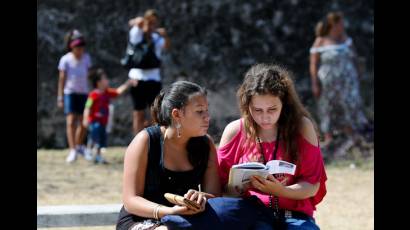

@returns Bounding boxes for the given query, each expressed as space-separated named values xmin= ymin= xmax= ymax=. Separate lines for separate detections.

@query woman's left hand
xmin=249 ymin=175 xmax=288 ymax=196
xmin=184 ymin=189 xmax=207 ymax=211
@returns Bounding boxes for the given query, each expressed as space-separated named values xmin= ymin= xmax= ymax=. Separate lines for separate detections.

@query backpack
xmin=120 ymin=32 xmax=161 ymax=70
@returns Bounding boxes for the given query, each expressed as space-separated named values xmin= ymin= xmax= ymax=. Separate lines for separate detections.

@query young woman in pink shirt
xmin=217 ymin=63 xmax=327 ymax=229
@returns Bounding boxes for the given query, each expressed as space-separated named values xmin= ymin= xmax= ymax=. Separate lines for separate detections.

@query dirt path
xmin=37 ymin=148 xmax=373 ymax=230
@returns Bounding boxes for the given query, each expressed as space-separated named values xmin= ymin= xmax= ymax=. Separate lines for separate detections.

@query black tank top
xmin=117 ymin=125 xmax=206 ymax=229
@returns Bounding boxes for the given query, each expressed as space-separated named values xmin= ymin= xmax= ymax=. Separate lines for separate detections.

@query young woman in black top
xmin=116 ymin=81 xmax=221 ymax=230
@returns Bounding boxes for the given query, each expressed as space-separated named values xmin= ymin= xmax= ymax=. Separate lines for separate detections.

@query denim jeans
xmin=161 ymin=197 xmax=260 ymax=230
xmin=161 ymin=196 xmax=320 ymax=230
xmin=255 ymin=206 xmax=320 ymax=230
xmin=88 ymin=121 xmax=107 ymax=148
xmin=286 ymin=217 xmax=319 ymax=230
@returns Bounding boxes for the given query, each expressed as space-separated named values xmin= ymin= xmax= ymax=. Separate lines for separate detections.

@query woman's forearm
xmin=309 ymin=53 xmax=320 ymax=84
xmin=310 ymin=65 xmax=319 ymax=85
xmin=58 ymin=71 xmax=66 ymax=98
xmin=163 ymin=36 xmax=171 ymax=50
xmin=277 ymin=181 xmax=320 ymax=200
xmin=124 ymin=196 xmax=174 ymax=219
xmin=116 ymin=81 xmax=130 ymax=95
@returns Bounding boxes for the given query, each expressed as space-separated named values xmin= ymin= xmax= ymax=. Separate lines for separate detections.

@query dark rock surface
xmin=37 ymin=0 xmax=373 ymax=148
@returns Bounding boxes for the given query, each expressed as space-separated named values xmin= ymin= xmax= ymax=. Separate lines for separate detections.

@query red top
xmin=86 ymin=88 xmax=118 ymax=125
xmin=217 ymin=119 xmax=327 ymax=217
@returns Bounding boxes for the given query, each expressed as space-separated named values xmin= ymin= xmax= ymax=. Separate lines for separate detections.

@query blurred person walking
xmin=83 ymin=67 xmax=131 ymax=164
xmin=123 ymin=9 xmax=170 ymax=135
xmin=57 ymin=29 xmax=92 ymax=163
xmin=309 ymin=12 xmax=369 ymax=157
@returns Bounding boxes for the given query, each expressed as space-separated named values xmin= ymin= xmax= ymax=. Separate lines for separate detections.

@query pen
xmin=198 ymin=184 xmax=201 ymax=193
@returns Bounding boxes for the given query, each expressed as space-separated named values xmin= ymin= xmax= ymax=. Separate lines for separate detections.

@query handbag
xmin=120 ymin=33 xmax=161 ymax=70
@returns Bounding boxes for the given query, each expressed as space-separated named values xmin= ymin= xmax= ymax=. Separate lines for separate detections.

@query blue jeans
xmin=88 ymin=121 xmax=107 ymax=148
xmin=64 ymin=93 xmax=87 ymax=115
xmin=286 ymin=217 xmax=319 ymax=230
xmin=161 ymin=197 xmax=259 ymax=230
xmin=254 ymin=206 xmax=319 ymax=230
xmin=161 ymin=196 xmax=320 ymax=230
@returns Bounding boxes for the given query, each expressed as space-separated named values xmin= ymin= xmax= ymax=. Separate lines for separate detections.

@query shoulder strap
xmin=146 ymin=125 xmax=162 ymax=167
xmin=144 ymin=125 xmax=162 ymax=191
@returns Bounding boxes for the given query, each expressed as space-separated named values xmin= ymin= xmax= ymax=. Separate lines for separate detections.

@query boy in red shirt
xmin=83 ymin=68 xmax=131 ymax=164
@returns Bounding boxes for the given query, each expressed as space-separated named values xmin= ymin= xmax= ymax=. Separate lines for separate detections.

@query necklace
xmin=257 ymin=127 xmax=281 ymax=219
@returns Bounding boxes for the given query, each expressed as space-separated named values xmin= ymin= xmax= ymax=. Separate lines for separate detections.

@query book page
xmin=227 ymin=167 xmax=269 ymax=196
xmin=232 ymin=162 xmax=266 ymax=169
xmin=226 ymin=160 xmax=297 ymax=196
xmin=266 ymin=160 xmax=296 ymax=175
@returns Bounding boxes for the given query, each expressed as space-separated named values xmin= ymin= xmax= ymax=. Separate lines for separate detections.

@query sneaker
xmin=76 ymin=145 xmax=87 ymax=156
xmin=100 ymin=147 xmax=107 ymax=154
xmin=84 ymin=148 xmax=93 ymax=161
xmin=94 ymin=155 xmax=109 ymax=164
xmin=66 ymin=149 xmax=77 ymax=163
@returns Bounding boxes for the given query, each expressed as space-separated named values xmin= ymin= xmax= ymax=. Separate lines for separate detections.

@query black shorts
xmin=130 ymin=80 xmax=162 ymax=111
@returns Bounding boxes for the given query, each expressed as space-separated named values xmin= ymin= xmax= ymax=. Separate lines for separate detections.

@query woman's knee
xmin=66 ymin=114 xmax=76 ymax=127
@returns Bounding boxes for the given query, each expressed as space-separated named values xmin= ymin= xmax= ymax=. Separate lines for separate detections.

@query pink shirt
xmin=217 ymin=119 xmax=327 ymax=217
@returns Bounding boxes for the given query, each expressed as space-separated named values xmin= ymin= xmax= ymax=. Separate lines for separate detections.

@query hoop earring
xmin=175 ymin=123 xmax=181 ymax=138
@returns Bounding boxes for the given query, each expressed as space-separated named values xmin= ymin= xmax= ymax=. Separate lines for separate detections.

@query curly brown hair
xmin=237 ymin=63 xmax=318 ymax=163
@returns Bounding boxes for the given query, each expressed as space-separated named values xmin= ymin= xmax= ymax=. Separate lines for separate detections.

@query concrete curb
xmin=37 ymin=203 xmax=122 ymax=227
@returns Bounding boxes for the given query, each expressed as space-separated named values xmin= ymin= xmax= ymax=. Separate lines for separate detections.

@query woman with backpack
xmin=126 ymin=9 xmax=171 ymax=135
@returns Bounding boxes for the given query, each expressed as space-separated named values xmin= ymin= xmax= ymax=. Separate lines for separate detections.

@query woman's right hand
xmin=165 ymin=189 xmax=207 ymax=216
xmin=129 ymin=16 xmax=144 ymax=27
xmin=57 ymin=100 xmax=64 ymax=109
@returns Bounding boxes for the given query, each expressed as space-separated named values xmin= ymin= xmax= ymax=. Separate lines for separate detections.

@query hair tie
xmin=69 ymin=38 xmax=85 ymax=48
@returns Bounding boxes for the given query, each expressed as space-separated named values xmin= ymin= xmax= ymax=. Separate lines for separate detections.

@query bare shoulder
xmin=219 ymin=119 xmax=241 ymax=147
xmin=312 ymin=37 xmax=324 ymax=47
xmin=125 ymin=129 xmax=150 ymax=157
xmin=300 ymin=117 xmax=319 ymax=146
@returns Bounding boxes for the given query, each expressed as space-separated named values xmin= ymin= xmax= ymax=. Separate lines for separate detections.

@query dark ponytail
xmin=64 ymin=30 xmax=75 ymax=52
xmin=151 ymin=90 xmax=166 ymax=126
xmin=150 ymin=81 xmax=210 ymax=172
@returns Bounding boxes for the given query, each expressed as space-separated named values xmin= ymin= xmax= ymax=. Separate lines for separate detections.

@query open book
xmin=226 ymin=160 xmax=296 ymax=196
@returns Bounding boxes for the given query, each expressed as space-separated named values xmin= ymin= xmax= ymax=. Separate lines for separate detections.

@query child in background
xmin=83 ymin=67 xmax=131 ymax=164
xmin=57 ymin=29 xmax=92 ymax=163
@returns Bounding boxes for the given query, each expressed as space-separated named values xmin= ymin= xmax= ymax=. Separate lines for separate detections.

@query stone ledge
xmin=37 ymin=204 xmax=122 ymax=227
